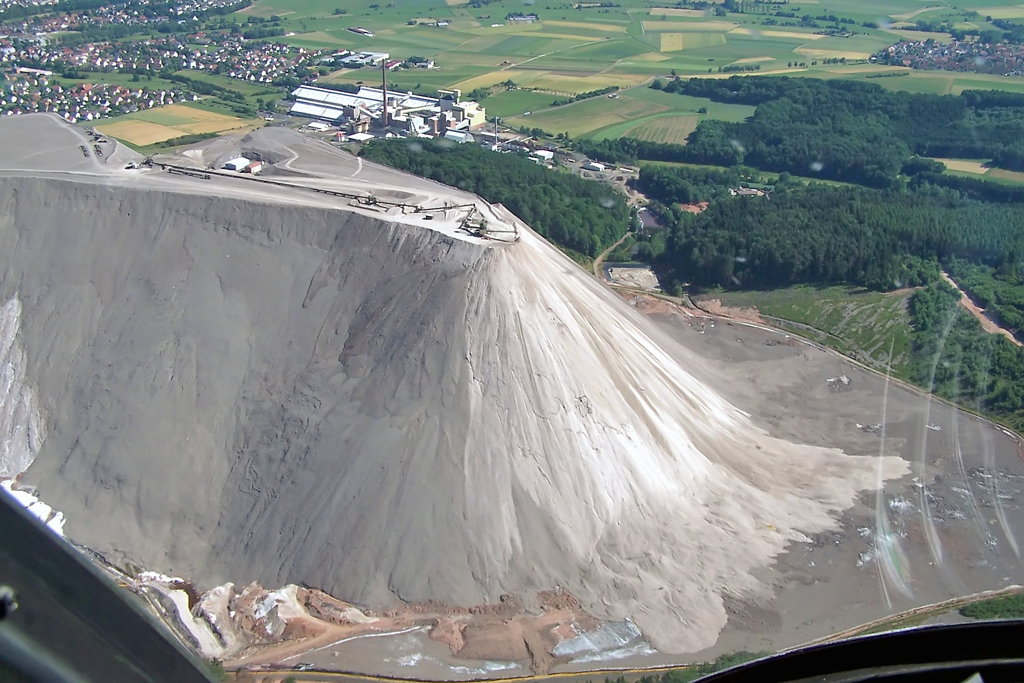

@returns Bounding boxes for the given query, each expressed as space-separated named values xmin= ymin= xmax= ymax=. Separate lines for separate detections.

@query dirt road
xmin=592 ymin=232 xmax=631 ymax=279
xmin=941 ymin=271 xmax=1022 ymax=347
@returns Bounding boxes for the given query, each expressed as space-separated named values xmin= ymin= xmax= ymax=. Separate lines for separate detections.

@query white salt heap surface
xmin=0 ymin=115 xmax=907 ymax=654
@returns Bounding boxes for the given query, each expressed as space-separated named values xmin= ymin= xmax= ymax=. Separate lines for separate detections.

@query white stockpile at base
xmin=0 ymin=296 xmax=64 ymax=536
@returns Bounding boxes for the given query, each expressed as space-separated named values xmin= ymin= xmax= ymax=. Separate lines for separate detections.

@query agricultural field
xmin=172 ymin=70 xmax=278 ymax=98
xmin=505 ymin=93 xmax=663 ymax=138
xmin=95 ymin=103 xmax=259 ymax=146
xmin=482 ymin=90 xmax=559 ymax=118
xmin=705 ymin=285 xmax=917 ymax=378
xmin=504 ymin=85 xmax=754 ymax=139
xmin=622 ymin=115 xmax=699 ymax=144
xmin=933 ymin=158 xmax=990 ymax=174
xmin=922 ymin=157 xmax=1024 ymax=186
xmin=228 ymin=0 xmax=1024 ymax=137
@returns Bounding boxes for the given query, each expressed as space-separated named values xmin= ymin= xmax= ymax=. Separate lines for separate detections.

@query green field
xmin=624 ymin=114 xmax=699 ymax=143
xmin=259 ymin=0 xmax=1024 ymax=104
xmin=483 ymin=90 xmax=559 ymax=118
xmin=705 ymin=285 xmax=916 ymax=377
xmin=210 ymin=0 xmax=1024 ymax=141
xmin=503 ymin=84 xmax=754 ymax=139
xmin=506 ymin=93 xmax=661 ymax=138
xmin=127 ymin=108 xmax=197 ymax=126
xmin=172 ymin=70 xmax=278 ymax=97
xmin=626 ymin=88 xmax=756 ymax=121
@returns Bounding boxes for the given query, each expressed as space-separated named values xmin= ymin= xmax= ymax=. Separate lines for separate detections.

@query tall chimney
xmin=381 ymin=60 xmax=388 ymax=128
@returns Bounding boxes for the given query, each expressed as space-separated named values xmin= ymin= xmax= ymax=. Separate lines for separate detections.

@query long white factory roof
xmin=290 ymin=101 xmax=347 ymax=120
xmin=290 ymin=86 xmax=440 ymax=115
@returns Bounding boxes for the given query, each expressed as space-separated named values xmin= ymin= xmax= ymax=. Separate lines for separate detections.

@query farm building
xmin=533 ymin=149 xmax=555 ymax=162
xmin=582 ymin=160 xmax=606 ymax=172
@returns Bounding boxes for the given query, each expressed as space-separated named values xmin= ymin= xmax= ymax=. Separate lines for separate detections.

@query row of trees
xmin=551 ymin=85 xmax=619 ymax=107
xmin=360 ymin=140 xmax=630 ymax=258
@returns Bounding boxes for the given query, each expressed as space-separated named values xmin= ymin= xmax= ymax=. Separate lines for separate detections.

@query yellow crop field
xmin=529 ymin=72 xmax=646 ymax=91
xmin=649 ymin=8 xmax=708 ymax=17
xmin=985 ymin=167 xmax=1024 ymax=183
xmin=454 ymin=69 xmax=641 ymax=94
xmin=453 ymin=69 xmax=544 ymax=90
xmin=531 ymin=32 xmax=606 ymax=41
xmin=657 ymin=31 xmax=728 ymax=51
xmin=797 ymin=48 xmax=872 ymax=60
xmin=732 ymin=55 xmax=774 ymax=64
xmin=629 ymin=52 xmax=671 ymax=61
xmin=96 ymin=104 xmax=256 ymax=146
xmin=642 ymin=20 xmax=736 ymax=32
xmin=95 ymin=120 xmax=180 ymax=146
xmin=728 ymin=26 xmax=825 ymax=39
xmin=163 ymin=104 xmax=237 ymax=122
xmin=933 ymin=158 xmax=989 ymax=174
xmin=543 ymin=20 xmax=626 ymax=32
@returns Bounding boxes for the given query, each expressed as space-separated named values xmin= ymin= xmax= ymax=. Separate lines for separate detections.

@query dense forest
xmin=652 ymin=183 xmax=1024 ymax=291
xmin=360 ymin=139 xmax=630 ymax=257
xmin=636 ymin=165 xmax=741 ymax=205
xmin=908 ymin=283 xmax=1024 ymax=430
xmin=577 ymin=77 xmax=1024 ymax=187
xmin=959 ymin=593 xmax=1024 ymax=619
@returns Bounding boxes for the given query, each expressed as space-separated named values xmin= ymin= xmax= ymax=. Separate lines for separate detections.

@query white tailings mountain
xmin=0 ymin=115 xmax=907 ymax=655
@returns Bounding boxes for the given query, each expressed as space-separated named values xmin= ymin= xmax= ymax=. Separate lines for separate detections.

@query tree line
xmin=654 ymin=182 xmax=1024 ymax=291
xmin=577 ymin=77 xmax=1024 ymax=188
xmin=360 ymin=140 xmax=630 ymax=258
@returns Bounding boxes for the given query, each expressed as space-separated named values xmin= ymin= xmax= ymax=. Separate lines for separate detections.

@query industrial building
xmin=223 ymin=156 xmax=249 ymax=171
xmin=288 ymin=85 xmax=486 ymax=138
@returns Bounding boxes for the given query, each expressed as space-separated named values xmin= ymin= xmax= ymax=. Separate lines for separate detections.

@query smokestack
xmin=381 ymin=60 xmax=388 ymax=128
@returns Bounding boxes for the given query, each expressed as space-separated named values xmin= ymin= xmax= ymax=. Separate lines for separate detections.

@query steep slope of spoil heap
xmin=0 ymin=168 xmax=906 ymax=654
